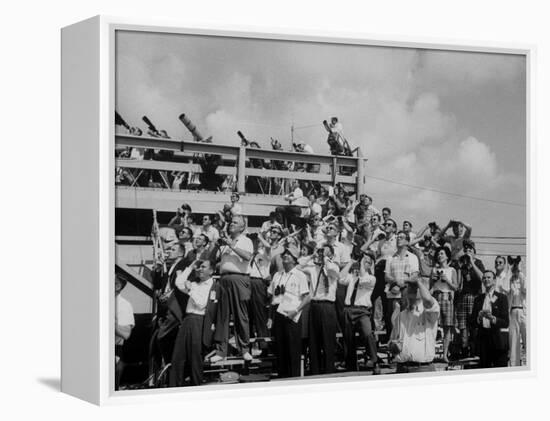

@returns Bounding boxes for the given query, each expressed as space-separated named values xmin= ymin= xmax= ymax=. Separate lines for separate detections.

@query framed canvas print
xmin=61 ymin=16 xmax=533 ymax=405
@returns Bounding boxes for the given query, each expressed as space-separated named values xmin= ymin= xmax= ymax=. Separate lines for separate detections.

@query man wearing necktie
xmin=300 ymin=245 xmax=340 ymax=375
xmin=340 ymin=252 xmax=380 ymax=373
xmin=470 ymin=270 xmax=510 ymax=368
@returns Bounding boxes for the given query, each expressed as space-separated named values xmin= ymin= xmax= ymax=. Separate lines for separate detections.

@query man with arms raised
xmin=389 ymin=273 xmax=440 ymax=373
xmin=384 ymin=230 xmax=420 ymax=337
xmin=210 ymin=215 xmax=254 ymax=362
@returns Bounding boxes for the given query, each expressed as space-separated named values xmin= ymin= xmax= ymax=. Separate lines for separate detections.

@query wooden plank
xmin=246 ymin=168 xmax=333 ymax=182
xmin=116 ymin=134 xmax=240 ymax=155
xmin=116 ymin=187 xmax=287 ymax=214
xmin=116 ymin=159 xmax=237 ymax=175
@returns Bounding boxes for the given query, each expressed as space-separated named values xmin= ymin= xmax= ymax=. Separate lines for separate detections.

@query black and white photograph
xmin=113 ymin=29 xmax=527 ymax=390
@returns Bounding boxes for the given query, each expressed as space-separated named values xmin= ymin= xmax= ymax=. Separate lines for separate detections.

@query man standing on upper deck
xmin=210 ymin=215 xmax=254 ymax=363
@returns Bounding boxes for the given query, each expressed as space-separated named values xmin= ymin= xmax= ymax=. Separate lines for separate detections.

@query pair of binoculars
xmin=274 ymin=285 xmax=286 ymax=296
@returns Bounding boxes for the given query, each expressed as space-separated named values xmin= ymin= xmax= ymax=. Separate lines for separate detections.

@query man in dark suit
xmin=151 ymin=241 xmax=190 ymax=364
xmin=170 ymin=259 xmax=221 ymax=386
xmin=470 ymin=270 xmax=510 ymax=368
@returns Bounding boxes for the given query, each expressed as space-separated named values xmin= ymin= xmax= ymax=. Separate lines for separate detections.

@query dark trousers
xmin=249 ymin=277 xmax=269 ymax=339
xmin=308 ymin=301 xmax=338 ymax=375
xmin=371 ymin=259 xmax=388 ymax=338
xmin=214 ymin=273 xmax=251 ymax=356
xmin=334 ymin=284 xmax=347 ymax=332
xmin=343 ymin=306 xmax=378 ymax=371
xmin=478 ymin=329 xmax=508 ymax=368
xmin=273 ymin=311 xmax=302 ymax=378
xmin=275 ymin=205 xmax=303 ymax=228
xmin=170 ymin=314 xmax=204 ymax=387
xmin=386 ymin=297 xmax=406 ymax=338
xmin=396 ymin=363 xmax=435 ymax=374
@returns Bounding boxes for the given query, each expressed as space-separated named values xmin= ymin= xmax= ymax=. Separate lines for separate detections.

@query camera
xmin=376 ymin=232 xmax=386 ymax=241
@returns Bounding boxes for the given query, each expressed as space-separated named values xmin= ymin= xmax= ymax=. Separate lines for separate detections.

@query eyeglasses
xmin=383 ymin=223 xmax=395 ymax=227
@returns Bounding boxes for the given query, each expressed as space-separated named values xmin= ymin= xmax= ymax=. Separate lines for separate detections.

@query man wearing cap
xmin=456 ymin=239 xmax=485 ymax=357
xmin=268 ymin=245 xmax=310 ymax=378
xmin=210 ymin=215 xmax=254 ymax=363
xmin=389 ymin=274 xmax=440 ymax=373
xmin=470 ymin=270 xmax=510 ymax=368
xmin=298 ymin=244 xmax=340 ymax=375
xmin=115 ymin=273 xmax=135 ymax=389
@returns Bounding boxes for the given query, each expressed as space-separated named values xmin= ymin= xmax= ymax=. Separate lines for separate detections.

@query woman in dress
xmin=430 ymin=246 xmax=458 ymax=363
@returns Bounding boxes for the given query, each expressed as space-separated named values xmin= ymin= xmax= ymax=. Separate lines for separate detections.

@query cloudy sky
xmin=115 ymin=30 xmax=526 ymax=258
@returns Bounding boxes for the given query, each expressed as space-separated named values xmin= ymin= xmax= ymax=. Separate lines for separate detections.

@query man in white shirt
xmin=276 ymin=180 xmax=309 ymax=228
xmin=115 ymin=273 xmax=135 ymax=389
xmin=171 ymin=259 xmax=217 ymax=386
xmin=384 ymin=231 xmax=420 ymax=337
xmin=390 ymin=275 xmax=440 ymax=373
xmin=340 ymin=253 xmax=380 ymax=373
xmin=195 ymin=214 xmax=220 ymax=245
xmin=211 ymin=215 xmax=254 ymax=363
xmin=319 ymin=222 xmax=351 ymax=331
xmin=268 ymin=245 xmax=310 ymax=378
xmin=494 ymin=255 xmax=511 ymax=294
xmin=299 ymin=245 xmax=340 ymax=375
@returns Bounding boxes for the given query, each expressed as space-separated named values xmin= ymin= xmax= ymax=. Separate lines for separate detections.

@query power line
xmin=472 ymin=235 xmax=526 ymax=240
xmin=364 ymin=174 xmax=526 ymax=208
xmin=476 ymin=241 xmax=526 ymax=246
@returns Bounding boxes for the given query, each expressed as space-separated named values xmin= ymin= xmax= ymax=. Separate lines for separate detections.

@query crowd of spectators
xmin=116 ymin=182 xmax=527 ymax=388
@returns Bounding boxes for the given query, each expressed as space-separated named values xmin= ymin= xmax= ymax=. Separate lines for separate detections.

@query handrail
xmin=115 ymin=134 xmax=368 ymax=195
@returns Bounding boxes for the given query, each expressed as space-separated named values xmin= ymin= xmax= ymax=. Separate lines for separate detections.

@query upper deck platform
xmin=115 ymin=134 xmax=368 ymax=219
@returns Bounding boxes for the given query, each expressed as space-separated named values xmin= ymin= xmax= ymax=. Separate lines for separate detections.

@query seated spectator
xmin=229 ymin=192 xmax=243 ymax=215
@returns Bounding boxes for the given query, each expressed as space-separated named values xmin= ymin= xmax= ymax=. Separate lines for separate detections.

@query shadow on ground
xmin=37 ymin=377 xmax=60 ymax=392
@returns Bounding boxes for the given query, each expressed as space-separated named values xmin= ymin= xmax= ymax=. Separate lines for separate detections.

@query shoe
xmin=372 ymin=363 xmax=381 ymax=375
xmin=209 ymin=355 xmax=225 ymax=363
xmin=242 ymin=351 xmax=253 ymax=362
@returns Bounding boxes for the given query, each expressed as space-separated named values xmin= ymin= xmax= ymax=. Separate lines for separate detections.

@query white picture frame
xmin=61 ymin=15 xmax=534 ymax=405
